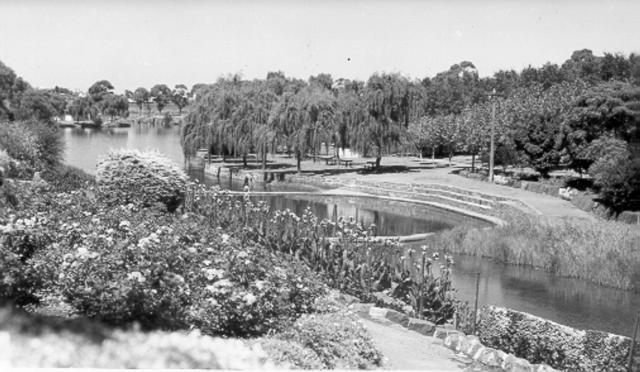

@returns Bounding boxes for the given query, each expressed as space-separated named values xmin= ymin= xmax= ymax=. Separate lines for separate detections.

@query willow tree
xmin=269 ymin=86 xmax=337 ymax=172
xmin=354 ymin=73 xmax=413 ymax=168
xmin=335 ymin=80 xmax=367 ymax=158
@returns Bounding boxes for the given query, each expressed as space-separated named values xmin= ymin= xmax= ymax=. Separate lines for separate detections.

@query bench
xmin=363 ymin=161 xmax=377 ymax=170
xmin=339 ymin=159 xmax=354 ymax=167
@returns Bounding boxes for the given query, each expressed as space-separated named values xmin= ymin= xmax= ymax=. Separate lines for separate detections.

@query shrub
xmin=4 ymin=187 xmax=326 ymax=335
xmin=42 ymin=165 xmax=95 ymax=192
xmin=0 ymin=213 xmax=52 ymax=305
xmin=0 ymin=121 xmax=41 ymax=177
xmin=265 ymin=311 xmax=384 ymax=369
xmin=23 ymin=120 xmax=64 ymax=170
xmin=96 ymin=149 xmax=187 ymax=212
xmin=476 ymin=306 xmax=637 ymax=371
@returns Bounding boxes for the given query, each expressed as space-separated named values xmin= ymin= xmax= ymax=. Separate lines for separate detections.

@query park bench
xmin=363 ymin=161 xmax=377 ymax=170
xmin=339 ymin=158 xmax=354 ymax=167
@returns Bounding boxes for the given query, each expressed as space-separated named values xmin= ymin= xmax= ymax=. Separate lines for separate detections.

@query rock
xmin=458 ymin=335 xmax=482 ymax=355
xmin=477 ymin=347 xmax=503 ymax=367
xmin=433 ymin=327 xmax=463 ymax=340
xmin=334 ymin=292 xmax=359 ymax=305
xmin=348 ymin=303 xmax=373 ymax=315
xmin=502 ymin=354 xmax=534 ymax=372
xmin=406 ymin=318 xmax=436 ymax=336
xmin=368 ymin=307 xmax=388 ymax=319
xmin=384 ymin=309 xmax=409 ymax=327
xmin=443 ymin=333 xmax=464 ymax=351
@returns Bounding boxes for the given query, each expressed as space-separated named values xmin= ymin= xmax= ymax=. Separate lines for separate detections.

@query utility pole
xmin=488 ymin=89 xmax=501 ymax=182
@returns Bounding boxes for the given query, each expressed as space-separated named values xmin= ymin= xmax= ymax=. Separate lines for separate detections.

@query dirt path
xmin=357 ymin=310 xmax=494 ymax=371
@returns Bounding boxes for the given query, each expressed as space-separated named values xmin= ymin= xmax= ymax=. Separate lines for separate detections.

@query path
xmin=327 ymin=158 xmax=596 ymax=221
xmin=357 ymin=309 xmax=494 ymax=371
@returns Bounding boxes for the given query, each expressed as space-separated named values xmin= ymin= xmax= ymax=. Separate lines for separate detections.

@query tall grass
xmin=427 ymin=213 xmax=640 ymax=291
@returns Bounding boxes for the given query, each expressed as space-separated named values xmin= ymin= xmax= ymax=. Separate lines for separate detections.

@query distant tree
xmin=504 ymin=82 xmax=585 ymax=177
xmin=587 ymin=139 xmax=640 ymax=211
xmin=132 ymin=87 xmax=150 ymax=113
xmin=566 ymin=82 xmax=640 ymax=172
xmin=88 ymin=80 xmax=114 ymax=103
xmin=68 ymin=96 xmax=96 ymax=121
xmin=309 ymin=73 xmax=333 ymax=90
xmin=14 ymin=89 xmax=66 ymax=122
xmin=598 ymin=53 xmax=631 ymax=82
xmin=150 ymin=84 xmax=172 ymax=113
xmin=171 ymin=84 xmax=189 ymax=114
xmin=103 ymin=95 xmax=129 ymax=121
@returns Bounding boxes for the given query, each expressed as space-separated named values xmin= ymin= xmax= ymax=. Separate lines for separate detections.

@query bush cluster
xmin=476 ymin=306 xmax=637 ymax=371
xmin=96 ymin=149 xmax=187 ymax=212
xmin=0 ymin=120 xmax=64 ymax=178
xmin=1 ymin=183 xmax=326 ymax=336
xmin=261 ymin=310 xmax=384 ymax=369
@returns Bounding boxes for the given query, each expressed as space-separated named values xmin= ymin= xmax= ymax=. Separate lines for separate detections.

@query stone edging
xmin=348 ymin=303 xmax=559 ymax=372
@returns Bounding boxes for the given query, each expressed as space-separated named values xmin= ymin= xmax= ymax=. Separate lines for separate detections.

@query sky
xmin=1 ymin=0 xmax=639 ymax=93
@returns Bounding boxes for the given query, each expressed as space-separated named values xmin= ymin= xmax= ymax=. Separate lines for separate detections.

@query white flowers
xmin=202 ymin=268 xmax=224 ymax=281
xmin=242 ymin=293 xmax=257 ymax=305
xmin=221 ymin=233 xmax=230 ymax=244
xmin=127 ymin=271 xmax=146 ymax=283
xmin=119 ymin=220 xmax=131 ymax=229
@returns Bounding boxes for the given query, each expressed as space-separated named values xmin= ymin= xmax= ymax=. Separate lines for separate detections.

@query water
xmin=451 ymin=254 xmax=638 ymax=336
xmin=62 ymin=126 xmax=640 ymax=337
xmin=62 ymin=125 xmax=184 ymax=174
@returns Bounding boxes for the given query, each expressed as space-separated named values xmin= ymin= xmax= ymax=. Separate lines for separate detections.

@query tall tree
xmin=355 ymin=73 xmax=413 ymax=168
xmin=150 ymin=84 xmax=172 ymax=113
xmin=133 ymin=87 xmax=150 ymax=113
xmin=171 ymin=84 xmax=189 ymax=114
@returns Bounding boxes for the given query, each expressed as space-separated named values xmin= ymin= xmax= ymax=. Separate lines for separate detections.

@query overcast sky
xmin=1 ymin=0 xmax=638 ymax=92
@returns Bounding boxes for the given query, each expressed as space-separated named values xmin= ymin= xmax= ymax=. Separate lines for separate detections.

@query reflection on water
xmin=63 ymin=126 xmax=184 ymax=173
xmin=449 ymin=253 xmax=638 ymax=337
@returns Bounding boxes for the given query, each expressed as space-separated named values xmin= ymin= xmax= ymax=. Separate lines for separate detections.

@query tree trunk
xmin=471 ymin=153 xmax=476 ymax=173
xmin=431 ymin=147 xmax=436 ymax=168
xmin=296 ymin=150 xmax=302 ymax=173
xmin=262 ymin=147 xmax=267 ymax=169
xmin=242 ymin=153 xmax=247 ymax=168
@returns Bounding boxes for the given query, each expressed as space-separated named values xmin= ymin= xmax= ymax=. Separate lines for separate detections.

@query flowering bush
xmin=265 ymin=310 xmax=384 ymax=369
xmin=1 ymin=186 xmax=326 ymax=335
xmin=0 ymin=122 xmax=41 ymax=178
xmin=184 ymin=184 xmax=458 ymax=324
xmin=96 ymin=150 xmax=187 ymax=212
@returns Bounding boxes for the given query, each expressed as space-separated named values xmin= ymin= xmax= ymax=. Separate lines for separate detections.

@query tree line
xmin=182 ymin=49 xmax=640 ymax=210
xmin=0 ymin=61 xmax=192 ymax=124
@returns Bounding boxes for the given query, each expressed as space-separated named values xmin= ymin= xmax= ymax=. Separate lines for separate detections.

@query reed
xmin=427 ymin=212 xmax=640 ymax=291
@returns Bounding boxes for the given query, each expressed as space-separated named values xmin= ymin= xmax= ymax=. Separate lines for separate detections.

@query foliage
xmin=14 ymin=89 xmax=66 ymax=122
xmin=171 ymin=84 xmax=189 ymax=114
xmin=264 ymin=310 xmax=384 ymax=369
xmin=476 ymin=306 xmax=636 ymax=371
xmin=430 ymin=212 xmax=640 ymax=290
xmin=96 ymin=150 xmax=187 ymax=212
xmin=0 ymin=120 xmax=62 ymax=177
xmin=87 ymin=80 xmax=114 ymax=104
xmin=1 ymin=186 xmax=327 ymax=336
xmin=150 ymin=84 xmax=172 ymax=113
xmin=184 ymin=185 xmax=458 ymax=324
xmin=41 ymin=164 xmax=95 ymax=192
xmin=132 ymin=87 xmax=150 ymax=113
